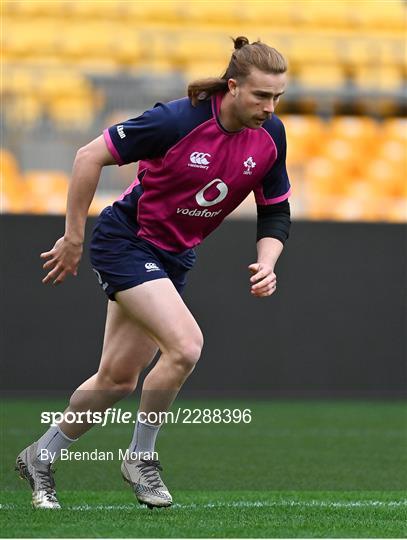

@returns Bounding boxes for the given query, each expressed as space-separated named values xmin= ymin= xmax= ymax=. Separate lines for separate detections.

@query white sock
xmin=129 ymin=415 xmax=161 ymax=456
xmin=36 ymin=425 xmax=78 ymax=464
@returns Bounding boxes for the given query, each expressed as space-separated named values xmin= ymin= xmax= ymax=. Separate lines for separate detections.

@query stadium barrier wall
xmin=1 ymin=215 xmax=406 ymax=398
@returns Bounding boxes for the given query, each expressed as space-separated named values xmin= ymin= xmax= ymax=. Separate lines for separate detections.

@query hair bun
xmin=233 ymin=36 xmax=250 ymax=50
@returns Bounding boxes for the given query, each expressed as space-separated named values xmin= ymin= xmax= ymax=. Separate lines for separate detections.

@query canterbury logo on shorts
xmin=145 ymin=262 xmax=160 ymax=272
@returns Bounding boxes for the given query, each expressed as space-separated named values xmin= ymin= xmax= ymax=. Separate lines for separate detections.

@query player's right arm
xmin=41 ymin=135 xmax=116 ymax=286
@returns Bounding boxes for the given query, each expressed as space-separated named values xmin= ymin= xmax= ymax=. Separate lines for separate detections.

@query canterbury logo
xmin=195 ymin=179 xmax=228 ymax=207
xmin=145 ymin=262 xmax=160 ymax=272
xmin=188 ymin=151 xmax=211 ymax=169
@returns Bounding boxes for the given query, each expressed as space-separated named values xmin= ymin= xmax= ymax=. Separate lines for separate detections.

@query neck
xmin=219 ymin=93 xmax=244 ymax=132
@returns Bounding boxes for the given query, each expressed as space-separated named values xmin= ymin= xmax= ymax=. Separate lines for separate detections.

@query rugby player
xmin=16 ymin=37 xmax=291 ymax=509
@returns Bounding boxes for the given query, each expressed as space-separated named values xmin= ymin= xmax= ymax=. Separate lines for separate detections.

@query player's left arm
xmin=250 ymin=116 xmax=291 ymax=298
xmin=249 ymin=200 xmax=291 ymax=297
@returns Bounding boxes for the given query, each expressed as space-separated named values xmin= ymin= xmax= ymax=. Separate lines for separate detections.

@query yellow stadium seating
xmin=2 ymin=0 xmax=406 ymax=221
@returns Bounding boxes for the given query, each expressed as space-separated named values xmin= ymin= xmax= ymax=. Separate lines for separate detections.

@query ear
xmin=228 ymin=78 xmax=238 ymax=97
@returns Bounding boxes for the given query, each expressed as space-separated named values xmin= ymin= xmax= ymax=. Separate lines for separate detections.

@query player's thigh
xmin=98 ymin=299 xmax=159 ymax=385
xmin=115 ymin=278 xmax=203 ymax=357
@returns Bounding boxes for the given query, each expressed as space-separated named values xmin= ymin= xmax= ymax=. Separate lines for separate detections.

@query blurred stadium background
xmin=1 ymin=0 xmax=406 ymax=221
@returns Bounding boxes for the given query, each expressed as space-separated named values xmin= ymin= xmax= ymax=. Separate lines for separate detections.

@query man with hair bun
xmin=16 ymin=36 xmax=291 ymax=509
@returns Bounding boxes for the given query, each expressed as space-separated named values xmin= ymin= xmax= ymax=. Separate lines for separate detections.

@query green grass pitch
xmin=1 ymin=398 xmax=406 ymax=537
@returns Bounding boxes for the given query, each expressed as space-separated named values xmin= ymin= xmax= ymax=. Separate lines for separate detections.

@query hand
xmin=248 ymin=263 xmax=277 ymax=298
xmin=40 ymin=236 xmax=83 ymax=285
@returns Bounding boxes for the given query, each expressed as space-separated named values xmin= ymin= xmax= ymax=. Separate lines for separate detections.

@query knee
xmin=95 ymin=370 xmax=137 ymax=397
xmin=169 ymin=331 xmax=204 ymax=372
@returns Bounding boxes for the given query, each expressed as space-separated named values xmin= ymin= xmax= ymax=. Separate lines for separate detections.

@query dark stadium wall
xmin=1 ymin=215 xmax=406 ymax=398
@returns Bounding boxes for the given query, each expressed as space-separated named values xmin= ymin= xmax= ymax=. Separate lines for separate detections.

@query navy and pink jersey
xmin=103 ymin=92 xmax=291 ymax=253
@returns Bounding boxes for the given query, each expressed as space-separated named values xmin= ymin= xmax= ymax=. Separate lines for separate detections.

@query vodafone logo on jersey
xmin=195 ymin=179 xmax=228 ymax=207
xmin=188 ymin=151 xmax=211 ymax=170
xmin=176 ymin=178 xmax=228 ymax=218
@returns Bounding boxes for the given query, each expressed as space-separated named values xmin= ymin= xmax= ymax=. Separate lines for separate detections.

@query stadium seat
xmin=24 ymin=171 xmax=69 ymax=214
xmin=241 ymin=0 xmax=295 ymax=25
xmin=5 ymin=95 xmax=43 ymax=127
xmin=183 ymin=60 xmax=229 ymax=82
xmin=4 ymin=67 xmax=36 ymax=95
xmin=59 ymin=23 xmax=115 ymax=61
xmin=366 ymin=159 xmax=405 ymax=199
xmin=3 ymin=0 xmax=67 ymax=16
xmin=293 ymin=1 xmax=353 ymax=29
xmin=383 ymin=118 xmax=407 ymax=143
xmin=171 ymin=32 xmax=229 ymax=67
xmin=297 ymin=65 xmax=345 ymax=90
xmin=303 ymin=157 xmax=342 ymax=197
xmin=288 ymin=36 xmax=339 ymax=66
xmin=341 ymin=37 xmax=377 ymax=68
xmin=47 ymin=95 xmax=99 ymax=131
xmin=351 ymin=1 xmax=406 ymax=31
xmin=38 ymin=70 xmax=92 ymax=99
xmin=67 ymin=0 xmax=122 ymax=19
xmin=181 ymin=1 xmax=244 ymax=24
xmin=377 ymin=140 xmax=406 ymax=169
xmin=354 ymin=65 xmax=403 ymax=92
xmin=126 ymin=1 xmax=180 ymax=23
xmin=319 ymin=138 xmax=363 ymax=180
xmin=282 ymin=115 xmax=327 ymax=164
xmin=329 ymin=116 xmax=380 ymax=156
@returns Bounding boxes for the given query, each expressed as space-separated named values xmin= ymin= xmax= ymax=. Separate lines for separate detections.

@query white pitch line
xmin=1 ymin=500 xmax=406 ymax=511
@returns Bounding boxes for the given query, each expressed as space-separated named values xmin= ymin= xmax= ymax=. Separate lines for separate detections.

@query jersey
xmin=103 ymin=92 xmax=291 ymax=253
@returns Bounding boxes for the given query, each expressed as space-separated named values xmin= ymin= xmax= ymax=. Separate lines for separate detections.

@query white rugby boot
xmin=121 ymin=456 xmax=172 ymax=508
xmin=15 ymin=442 xmax=61 ymax=509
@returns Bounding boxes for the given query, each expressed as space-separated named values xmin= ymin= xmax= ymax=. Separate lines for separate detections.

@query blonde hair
xmin=188 ymin=36 xmax=288 ymax=106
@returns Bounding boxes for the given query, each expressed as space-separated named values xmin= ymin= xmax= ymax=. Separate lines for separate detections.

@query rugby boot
xmin=121 ymin=456 xmax=172 ymax=508
xmin=15 ymin=441 xmax=61 ymax=509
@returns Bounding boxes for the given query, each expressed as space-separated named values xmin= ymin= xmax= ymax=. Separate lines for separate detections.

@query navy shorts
xmin=89 ymin=207 xmax=196 ymax=301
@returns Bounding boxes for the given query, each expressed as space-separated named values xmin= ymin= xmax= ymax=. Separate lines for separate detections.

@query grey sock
xmin=36 ymin=425 xmax=78 ymax=464
xmin=129 ymin=416 xmax=161 ymax=455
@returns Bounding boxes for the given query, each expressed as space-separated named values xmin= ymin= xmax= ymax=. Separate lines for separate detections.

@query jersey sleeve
xmin=253 ymin=118 xmax=291 ymax=205
xmin=103 ymin=102 xmax=179 ymax=166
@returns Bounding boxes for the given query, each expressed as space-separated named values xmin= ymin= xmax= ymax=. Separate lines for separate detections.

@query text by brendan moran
xmin=39 ymin=449 xmax=158 ymax=463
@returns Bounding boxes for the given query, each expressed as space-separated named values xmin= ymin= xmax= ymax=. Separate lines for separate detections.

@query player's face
xmin=230 ymin=68 xmax=287 ymax=129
